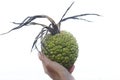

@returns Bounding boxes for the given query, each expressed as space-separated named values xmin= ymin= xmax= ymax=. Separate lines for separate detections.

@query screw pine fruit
xmin=42 ymin=31 xmax=78 ymax=69
xmin=1 ymin=2 xmax=100 ymax=70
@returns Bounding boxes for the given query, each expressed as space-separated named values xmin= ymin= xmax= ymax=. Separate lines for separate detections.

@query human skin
xmin=39 ymin=53 xmax=75 ymax=80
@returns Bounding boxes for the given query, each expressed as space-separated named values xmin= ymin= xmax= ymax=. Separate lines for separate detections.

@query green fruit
xmin=41 ymin=31 xmax=78 ymax=69
xmin=1 ymin=2 xmax=99 ymax=70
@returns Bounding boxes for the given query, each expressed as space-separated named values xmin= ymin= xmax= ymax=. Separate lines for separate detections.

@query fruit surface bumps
xmin=41 ymin=31 xmax=79 ymax=69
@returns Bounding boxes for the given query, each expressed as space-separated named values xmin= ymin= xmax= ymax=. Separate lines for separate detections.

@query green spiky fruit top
xmin=41 ymin=31 xmax=79 ymax=69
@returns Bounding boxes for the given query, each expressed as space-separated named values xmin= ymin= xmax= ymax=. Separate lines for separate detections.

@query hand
xmin=39 ymin=53 xmax=75 ymax=80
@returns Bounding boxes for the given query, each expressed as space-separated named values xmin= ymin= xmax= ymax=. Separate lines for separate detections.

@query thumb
xmin=38 ymin=53 xmax=51 ymax=66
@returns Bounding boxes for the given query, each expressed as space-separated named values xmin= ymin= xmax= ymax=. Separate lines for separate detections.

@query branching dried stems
xmin=0 ymin=2 xmax=100 ymax=52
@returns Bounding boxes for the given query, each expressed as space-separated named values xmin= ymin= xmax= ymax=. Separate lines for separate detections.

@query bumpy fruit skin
xmin=41 ymin=31 xmax=79 ymax=70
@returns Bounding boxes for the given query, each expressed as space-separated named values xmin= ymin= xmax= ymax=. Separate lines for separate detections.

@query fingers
xmin=69 ymin=65 xmax=75 ymax=73
xmin=38 ymin=53 xmax=75 ymax=73
xmin=38 ymin=53 xmax=45 ymax=61
xmin=38 ymin=53 xmax=49 ymax=74
xmin=38 ymin=53 xmax=43 ymax=60
xmin=38 ymin=53 xmax=60 ymax=70
xmin=38 ymin=53 xmax=50 ymax=65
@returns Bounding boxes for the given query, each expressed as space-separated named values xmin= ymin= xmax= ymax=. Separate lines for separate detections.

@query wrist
xmin=60 ymin=71 xmax=75 ymax=80
xmin=70 ymin=75 xmax=75 ymax=80
xmin=52 ymin=75 xmax=75 ymax=80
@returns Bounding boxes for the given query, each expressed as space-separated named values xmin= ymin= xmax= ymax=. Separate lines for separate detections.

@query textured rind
xmin=41 ymin=31 xmax=79 ymax=69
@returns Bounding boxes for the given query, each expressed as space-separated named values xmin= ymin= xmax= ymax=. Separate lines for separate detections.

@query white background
xmin=0 ymin=0 xmax=120 ymax=80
